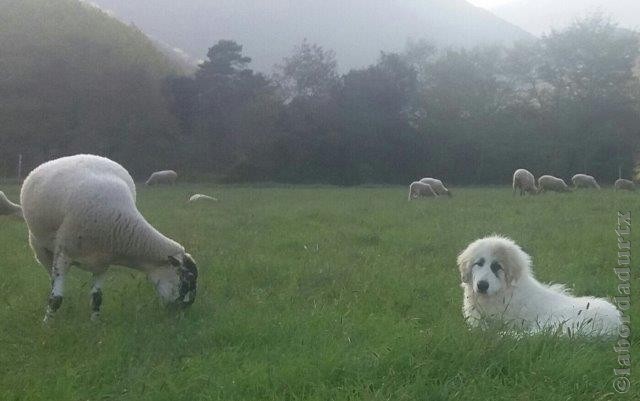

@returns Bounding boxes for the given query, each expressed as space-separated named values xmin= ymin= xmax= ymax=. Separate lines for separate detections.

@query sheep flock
xmin=410 ymin=169 xmax=636 ymax=201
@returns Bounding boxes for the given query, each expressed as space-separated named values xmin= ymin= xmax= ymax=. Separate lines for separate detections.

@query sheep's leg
xmin=29 ymin=233 xmax=53 ymax=273
xmin=43 ymin=251 xmax=70 ymax=323
xmin=90 ymin=272 xmax=106 ymax=321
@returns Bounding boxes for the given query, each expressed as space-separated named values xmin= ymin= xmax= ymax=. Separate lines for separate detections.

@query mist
xmin=90 ymin=0 xmax=531 ymax=72
xmin=493 ymin=0 xmax=640 ymax=35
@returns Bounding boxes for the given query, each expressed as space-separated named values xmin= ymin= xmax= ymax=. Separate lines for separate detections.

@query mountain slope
xmin=0 ymin=0 xmax=180 ymax=175
xmin=493 ymin=0 xmax=640 ymax=36
xmin=89 ymin=0 xmax=533 ymax=72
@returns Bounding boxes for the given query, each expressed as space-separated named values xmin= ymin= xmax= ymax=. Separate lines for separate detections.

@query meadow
xmin=0 ymin=184 xmax=638 ymax=400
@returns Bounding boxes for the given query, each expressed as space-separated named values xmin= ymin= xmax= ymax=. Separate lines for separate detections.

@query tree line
xmin=2 ymin=8 xmax=639 ymax=185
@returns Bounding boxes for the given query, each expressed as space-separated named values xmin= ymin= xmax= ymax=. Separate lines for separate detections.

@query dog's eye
xmin=474 ymin=258 xmax=485 ymax=267
xmin=491 ymin=262 xmax=502 ymax=274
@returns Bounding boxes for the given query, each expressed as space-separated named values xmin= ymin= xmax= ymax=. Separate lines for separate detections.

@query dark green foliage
xmin=165 ymin=40 xmax=279 ymax=177
xmin=165 ymin=16 xmax=639 ymax=184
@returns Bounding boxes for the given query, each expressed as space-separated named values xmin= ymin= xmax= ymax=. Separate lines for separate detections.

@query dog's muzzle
xmin=477 ymin=280 xmax=489 ymax=294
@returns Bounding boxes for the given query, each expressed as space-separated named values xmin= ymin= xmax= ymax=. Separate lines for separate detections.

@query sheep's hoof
xmin=42 ymin=313 xmax=53 ymax=325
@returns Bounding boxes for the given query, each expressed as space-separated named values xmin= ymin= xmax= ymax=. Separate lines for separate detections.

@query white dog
xmin=457 ymin=235 xmax=621 ymax=336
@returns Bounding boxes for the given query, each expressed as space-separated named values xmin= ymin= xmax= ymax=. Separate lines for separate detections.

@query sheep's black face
xmin=169 ymin=253 xmax=198 ymax=307
xmin=178 ymin=254 xmax=198 ymax=307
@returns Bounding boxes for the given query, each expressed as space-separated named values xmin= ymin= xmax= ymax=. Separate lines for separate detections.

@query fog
xmin=492 ymin=0 xmax=640 ymax=35
xmin=90 ymin=0 xmax=531 ymax=72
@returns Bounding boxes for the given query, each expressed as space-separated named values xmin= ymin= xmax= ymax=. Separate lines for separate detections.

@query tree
xmin=337 ymin=52 xmax=420 ymax=183
xmin=197 ymin=40 xmax=252 ymax=77
xmin=274 ymin=40 xmax=340 ymax=101
xmin=536 ymin=15 xmax=639 ymax=177
xmin=164 ymin=40 xmax=280 ymax=177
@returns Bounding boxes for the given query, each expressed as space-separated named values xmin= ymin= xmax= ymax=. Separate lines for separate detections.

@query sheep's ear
xmin=182 ymin=253 xmax=198 ymax=277
xmin=183 ymin=253 xmax=197 ymax=268
xmin=168 ymin=255 xmax=181 ymax=267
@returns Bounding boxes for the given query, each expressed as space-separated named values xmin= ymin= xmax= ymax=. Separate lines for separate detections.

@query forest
xmin=1 ymin=0 xmax=638 ymax=184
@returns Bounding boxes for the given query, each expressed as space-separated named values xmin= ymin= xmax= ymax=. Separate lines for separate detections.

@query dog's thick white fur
xmin=457 ymin=236 xmax=621 ymax=336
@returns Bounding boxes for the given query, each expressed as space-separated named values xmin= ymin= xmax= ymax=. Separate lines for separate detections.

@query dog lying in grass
xmin=457 ymin=235 xmax=621 ymax=336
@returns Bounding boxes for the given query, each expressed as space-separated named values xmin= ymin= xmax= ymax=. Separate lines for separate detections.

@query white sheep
xmin=408 ymin=181 xmax=438 ymax=200
xmin=614 ymin=179 xmax=635 ymax=191
xmin=512 ymin=169 xmax=537 ymax=196
xmin=0 ymin=190 xmax=23 ymax=218
xmin=419 ymin=177 xmax=452 ymax=197
xmin=571 ymin=174 xmax=600 ymax=189
xmin=537 ymin=175 xmax=571 ymax=193
xmin=20 ymin=155 xmax=198 ymax=322
xmin=188 ymin=194 xmax=218 ymax=203
xmin=145 ymin=170 xmax=177 ymax=186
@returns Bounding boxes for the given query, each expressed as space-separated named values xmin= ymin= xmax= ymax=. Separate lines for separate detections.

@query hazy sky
xmin=492 ymin=0 xmax=640 ymax=35
xmin=467 ymin=0 xmax=513 ymax=9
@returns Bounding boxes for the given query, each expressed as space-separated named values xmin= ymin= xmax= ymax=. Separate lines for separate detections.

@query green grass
xmin=0 ymin=185 xmax=638 ymax=400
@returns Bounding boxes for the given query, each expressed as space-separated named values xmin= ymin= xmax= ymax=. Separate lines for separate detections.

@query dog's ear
xmin=498 ymin=243 xmax=531 ymax=285
xmin=457 ymin=245 xmax=473 ymax=284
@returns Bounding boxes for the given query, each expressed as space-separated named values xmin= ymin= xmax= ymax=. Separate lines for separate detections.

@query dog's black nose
xmin=477 ymin=280 xmax=489 ymax=293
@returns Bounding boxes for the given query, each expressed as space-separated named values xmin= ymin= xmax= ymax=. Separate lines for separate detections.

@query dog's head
xmin=457 ymin=235 xmax=531 ymax=296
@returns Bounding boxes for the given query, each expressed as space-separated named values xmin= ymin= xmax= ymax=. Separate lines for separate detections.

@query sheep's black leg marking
xmin=91 ymin=290 xmax=102 ymax=311
xmin=91 ymin=290 xmax=102 ymax=312
xmin=48 ymin=294 xmax=63 ymax=311
xmin=43 ymin=251 xmax=70 ymax=323
xmin=90 ymin=272 xmax=106 ymax=321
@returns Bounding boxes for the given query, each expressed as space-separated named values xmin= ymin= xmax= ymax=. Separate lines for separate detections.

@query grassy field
xmin=0 ymin=184 xmax=638 ymax=400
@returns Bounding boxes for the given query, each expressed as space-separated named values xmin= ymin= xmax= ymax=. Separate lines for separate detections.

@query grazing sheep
xmin=571 ymin=174 xmax=600 ymax=189
xmin=188 ymin=194 xmax=218 ymax=203
xmin=408 ymin=181 xmax=438 ymax=200
xmin=614 ymin=179 xmax=635 ymax=192
xmin=145 ymin=170 xmax=177 ymax=186
xmin=0 ymin=191 xmax=22 ymax=217
xmin=512 ymin=169 xmax=537 ymax=196
xmin=20 ymin=155 xmax=198 ymax=322
xmin=537 ymin=175 xmax=571 ymax=193
xmin=419 ymin=177 xmax=452 ymax=197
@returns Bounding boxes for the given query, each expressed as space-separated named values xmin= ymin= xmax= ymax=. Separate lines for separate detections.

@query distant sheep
xmin=512 ymin=169 xmax=537 ymax=196
xmin=21 ymin=155 xmax=197 ymax=322
xmin=0 ymin=191 xmax=22 ymax=218
xmin=145 ymin=170 xmax=177 ymax=186
xmin=188 ymin=194 xmax=218 ymax=203
xmin=537 ymin=175 xmax=571 ymax=193
xmin=614 ymin=179 xmax=635 ymax=192
xmin=571 ymin=174 xmax=600 ymax=189
xmin=419 ymin=177 xmax=452 ymax=197
xmin=409 ymin=181 xmax=438 ymax=200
